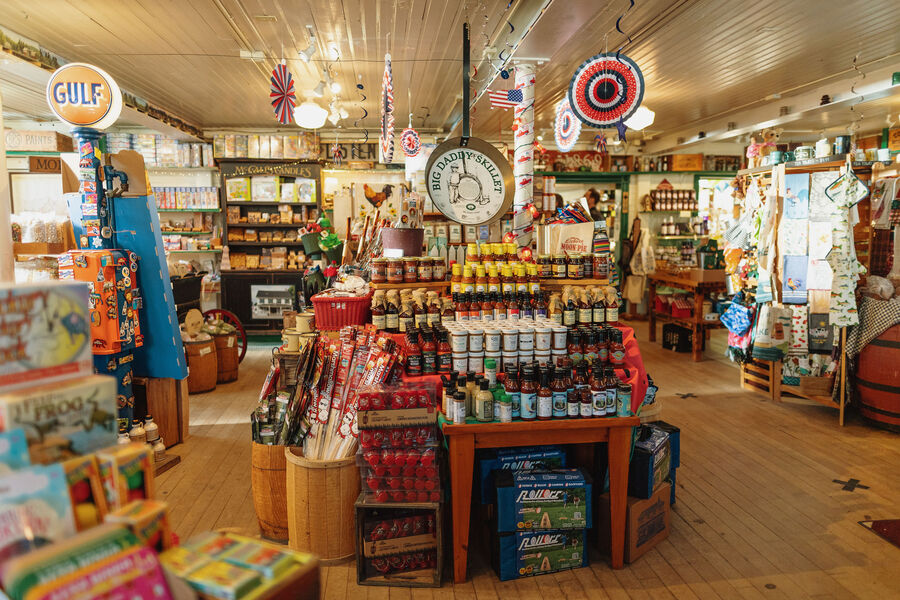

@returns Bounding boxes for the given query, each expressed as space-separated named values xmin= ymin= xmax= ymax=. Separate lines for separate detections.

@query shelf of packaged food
xmin=226 ymin=222 xmax=302 ymax=229
xmin=538 ymin=278 xmax=612 ymax=291
xmin=166 ymin=249 xmax=222 ymax=253
xmin=157 ymin=208 xmax=221 ymax=212
xmin=160 ymin=230 xmax=213 ymax=235
xmin=222 ymin=269 xmax=305 ymax=274
xmin=737 ymin=156 xmax=891 ymax=177
xmin=226 ymin=201 xmax=318 ymax=207
xmin=639 ymin=210 xmax=698 ymax=216
xmin=371 ymin=281 xmax=451 ymax=291
xmin=227 ymin=241 xmax=305 ymax=247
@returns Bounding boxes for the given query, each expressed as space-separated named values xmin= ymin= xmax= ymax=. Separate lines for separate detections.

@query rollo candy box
xmin=357 ymin=384 xmax=439 ymax=450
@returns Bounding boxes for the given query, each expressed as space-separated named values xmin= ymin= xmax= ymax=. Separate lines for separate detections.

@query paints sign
xmin=46 ymin=63 xmax=122 ymax=129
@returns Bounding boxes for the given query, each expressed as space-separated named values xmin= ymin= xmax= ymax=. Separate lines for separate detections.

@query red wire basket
xmin=310 ymin=290 xmax=373 ymax=330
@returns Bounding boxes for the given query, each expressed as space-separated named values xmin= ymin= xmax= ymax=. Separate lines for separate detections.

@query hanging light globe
xmin=294 ymin=101 xmax=328 ymax=129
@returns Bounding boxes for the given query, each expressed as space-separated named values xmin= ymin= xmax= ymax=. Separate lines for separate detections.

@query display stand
xmin=443 ymin=417 xmax=639 ymax=583
xmin=647 ymin=271 xmax=726 ymax=361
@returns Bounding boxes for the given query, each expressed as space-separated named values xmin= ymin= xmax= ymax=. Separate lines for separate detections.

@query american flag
xmin=488 ymin=88 xmax=523 ymax=109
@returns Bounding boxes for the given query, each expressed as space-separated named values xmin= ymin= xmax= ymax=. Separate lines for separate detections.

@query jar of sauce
xmin=609 ymin=329 xmax=626 ymax=366
xmin=552 ymin=254 xmax=567 ymax=279
xmin=536 ymin=255 xmax=552 ymax=278
xmin=404 ymin=257 xmax=419 ymax=283
xmin=372 ymin=258 xmax=388 ymax=283
xmin=567 ymin=254 xmax=583 ymax=279
xmin=433 ymin=259 xmax=447 ymax=282
xmin=417 ymin=257 xmax=433 ymax=282
xmin=387 ymin=258 xmax=404 ymax=283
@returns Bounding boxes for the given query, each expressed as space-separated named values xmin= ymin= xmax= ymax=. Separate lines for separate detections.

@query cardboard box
xmin=106 ymin=499 xmax=173 ymax=552
xmin=598 ymin=483 xmax=671 ymax=563
xmin=0 ymin=281 xmax=94 ymax=392
xmin=4 ymin=129 xmax=73 ymax=152
xmin=0 ymin=428 xmax=30 ymax=473
xmin=477 ymin=445 xmax=566 ymax=504
xmin=670 ymin=154 xmax=704 ymax=171
xmin=648 ymin=421 xmax=680 ymax=469
xmin=0 ymin=375 xmax=118 ymax=464
xmin=252 ymin=175 xmax=281 ymax=203
xmin=493 ymin=528 xmax=588 ymax=581
xmin=96 ymin=443 xmax=155 ymax=511
xmin=494 ymin=468 xmax=591 ymax=531
xmin=628 ymin=426 xmax=671 ymax=499
xmin=63 ymin=454 xmax=110 ymax=530
xmin=226 ymin=177 xmax=251 ymax=203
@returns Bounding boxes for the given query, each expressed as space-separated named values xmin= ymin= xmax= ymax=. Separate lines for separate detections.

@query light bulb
xmin=330 ymin=81 xmax=341 ymax=94
xmin=327 ymin=42 xmax=341 ymax=61
xmin=294 ymin=101 xmax=328 ymax=129
xmin=310 ymin=81 xmax=325 ymax=97
xmin=298 ymin=40 xmax=316 ymax=62
xmin=623 ymin=106 xmax=655 ymax=131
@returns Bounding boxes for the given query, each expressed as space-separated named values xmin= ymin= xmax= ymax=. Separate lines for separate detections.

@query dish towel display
xmin=751 ymin=304 xmax=792 ymax=361
xmin=809 ymin=171 xmax=840 ymax=221
xmin=807 ymin=258 xmax=833 ymax=291
xmin=788 ymin=305 xmax=809 ymax=356
xmin=779 ymin=219 xmax=808 ymax=256
xmin=825 ymin=169 xmax=868 ymax=328
xmin=782 ymin=255 xmax=808 ymax=304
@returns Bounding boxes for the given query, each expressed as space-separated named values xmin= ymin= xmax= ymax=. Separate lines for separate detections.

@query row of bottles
xmin=450 ymin=262 xmax=541 ymax=296
xmin=441 ymin=358 xmax=631 ymax=424
xmin=371 ymin=289 xmax=449 ymax=333
xmin=117 ymin=414 xmax=167 ymax=461
xmin=450 ymin=291 xmax=550 ymax=322
xmin=559 ymin=287 xmax=619 ymax=326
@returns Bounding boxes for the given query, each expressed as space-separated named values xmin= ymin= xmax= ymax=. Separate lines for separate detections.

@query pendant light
xmin=624 ymin=106 xmax=655 ymax=131
xmin=294 ymin=101 xmax=327 ymax=129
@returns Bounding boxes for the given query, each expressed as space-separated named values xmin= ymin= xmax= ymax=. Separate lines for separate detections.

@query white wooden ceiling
xmin=1 ymin=0 xmax=899 ymax=142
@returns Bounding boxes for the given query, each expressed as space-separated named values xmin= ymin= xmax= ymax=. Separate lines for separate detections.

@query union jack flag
xmin=488 ymin=88 xmax=523 ymax=109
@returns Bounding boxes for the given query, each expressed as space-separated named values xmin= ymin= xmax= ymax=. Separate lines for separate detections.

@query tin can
xmin=616 ymin=384 xmax=632 ymax=417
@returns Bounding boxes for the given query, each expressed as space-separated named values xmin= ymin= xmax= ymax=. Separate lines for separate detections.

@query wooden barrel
xmin=251 ymin=442 xmax=292 ymax=542
xmin=856 ymin=324 xmax=900 ymax=432
xmin=285 ymin=448 xmax=359 ymax=562
xmin=185 ymin=339 xmax=217 ymax=394
xmin=213 ymin=333 xmax=239 ymax=383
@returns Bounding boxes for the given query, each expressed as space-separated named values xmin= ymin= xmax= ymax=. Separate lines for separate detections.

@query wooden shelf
xmin=222 ymin=269 xmax=305 ymax=274
xmin=737 ymin=156 xmax=891 ymax=176
xmin=640 ymin=210 xmax=698 ymax=216
xmin=160 ymin=230 xmax=213 ymax=235
xmin=227 ymin=222 xmax=302 ymax=229
xmin=226 ymin=201 xmax=317 ymax=207
xmin=656 ymin=235 xmax=704 ymax=240
xmin=157 ymin=208 xmax=220 ymax=212
xmin=781 ymin=384 xmax=835 ymax=407
xmin=227 ymin=241 xmax=305 ymax=247
xmin=652 ymin=311 xmax=722 ymax=330
xmin=371 ymin=281 xmax=451 ymax=291
xmin=538 ymin=277 xmax=611 ymax=286
xmin=167 ymin=249 xmax=222 ymax=254
xmin=153 ymin=453 xmax=181 ymax=475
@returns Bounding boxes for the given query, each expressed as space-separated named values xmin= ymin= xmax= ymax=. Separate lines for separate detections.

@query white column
xmin=0 ymin=91 xmax=14 ymax=282
xmin=512 ymin=64 xmax=534 ymax=246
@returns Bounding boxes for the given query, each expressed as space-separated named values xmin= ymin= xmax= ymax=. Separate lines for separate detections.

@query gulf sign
xmin=46 ymin=63 xmax=122 ymax=129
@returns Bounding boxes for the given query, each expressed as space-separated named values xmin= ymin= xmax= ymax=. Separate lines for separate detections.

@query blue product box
xmin=477 ymin=446 xmax=567 ymax=504
xmin=493 ymin=529 xmax=588 ymax=581
xmin=494 ymin=468 xmax=591 ymax=532
xmin=0 ymin=428 xmax=30 ymax=473
xmin=649 ymin=420 xmax=680 ymax=469
xmin=628 ymin=426 xmax=671 ymax=500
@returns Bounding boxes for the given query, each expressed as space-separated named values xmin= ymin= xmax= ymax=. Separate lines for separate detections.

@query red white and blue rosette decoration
xmin=269 ymin=61 xmax=296 ymax=125
xmin=400 ymin=127 xmax=420 ymax=157
xmin=567 ymin=52 xmax=644 ymax=128
xmin=554 ymin=98 xmax=580 ymax=152
xmin=379 ymin=54 xmax=394 ymax=163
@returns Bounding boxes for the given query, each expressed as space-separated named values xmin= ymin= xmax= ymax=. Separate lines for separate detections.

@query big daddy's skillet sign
xmin=46 ymin=63 xmax=122 ymax=129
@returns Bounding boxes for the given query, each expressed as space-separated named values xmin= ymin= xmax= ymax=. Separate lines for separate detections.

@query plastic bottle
xmin=475 ymin=380 xmax=494 ymax=422
xmin=144 ymin=414 xmax=160 ymax=442
xmin=129 ymin=421 xmax=147 ymax=444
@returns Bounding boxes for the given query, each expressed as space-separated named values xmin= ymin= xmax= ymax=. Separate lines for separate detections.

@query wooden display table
xmin=647 ymin=272 xmax=726 ymax=361
xmin=442 ymin=417 xmax=640 ymax=583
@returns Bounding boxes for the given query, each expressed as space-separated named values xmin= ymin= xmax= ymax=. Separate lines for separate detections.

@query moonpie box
xmin=494 ymin=468 xmax=592 ymax=532
xmin=96 ymin=443 xmax=155 ymax=511
xmin=0 ymin=464 xmax=77 ymax=569
xmin=477 ymin=445 xmax=567 ymax=504
xmin=0 ymin=374 xmax=118 ymax=465
xmin=492 ymin=529 xmax=588 ymax=581
xmin=0 ymin=428 xmax=30 ymax=474
xmin=22 ymin=545 xmax=173 ymax=600
xmin=106 ymin=499 xmax=173 ymax=552
xmin=0 ymin=281 xmax=93 ymax=392
xmin=63 ymin=454 xmax=109 ymax=531
xmin=1 ymin=524 xmax=138 ymax=600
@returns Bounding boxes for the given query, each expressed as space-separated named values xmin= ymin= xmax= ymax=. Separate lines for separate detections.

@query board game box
xmin=477 ymin=445 xmax=567 ymax=504
xmin=494 ymin=468 xmax=592 ymax=532
xmin=493 ymin=528 xmax=588 ymax=581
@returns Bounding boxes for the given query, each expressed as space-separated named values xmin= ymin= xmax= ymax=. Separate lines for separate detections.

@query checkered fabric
xmin=834 ymin=295 xmax=900 ymax=403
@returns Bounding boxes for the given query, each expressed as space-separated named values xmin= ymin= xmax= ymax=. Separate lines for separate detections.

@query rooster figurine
xmin=363 ymin=183 xmax=394 ymax=208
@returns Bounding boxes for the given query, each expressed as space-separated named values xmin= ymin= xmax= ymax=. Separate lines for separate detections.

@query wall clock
xmin=424 ymin=137 xmax=514 ymax=225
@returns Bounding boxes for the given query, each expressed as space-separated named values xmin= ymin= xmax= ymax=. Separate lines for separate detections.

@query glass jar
xmin=536 ymin=255 xmax=552 ymax=278
xmin=387 ymin=258 xmax=405 ymax=283
xmin=432 ymin=259 xmax=447 ymax=282
xmin=567 ymin=254 xmax=583 ymax=279
xmin=372 ymin=258 xmax=388 ymax=283
xmin=404 ymin=257 xmax=419 ymax=283
xmin=552 ymin=254 xmax=567 ymax=279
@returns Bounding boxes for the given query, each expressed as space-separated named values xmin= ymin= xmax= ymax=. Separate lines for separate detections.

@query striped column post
xmin=513 ymin=64 xmax=535 ymax=247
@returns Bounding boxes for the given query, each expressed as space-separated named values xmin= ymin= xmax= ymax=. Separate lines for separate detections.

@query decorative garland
xmin=554 ymin=98 xmax=580 ymax=152
xmin=379 ymin=54 xmax=394 ymax=163
xmin=567 ymin=52 xmax=644 ymax=128
xmin=269 ymin=61 xmax=296 ymax=125
xmin=400 ymin=127 xmax=421 ymax=157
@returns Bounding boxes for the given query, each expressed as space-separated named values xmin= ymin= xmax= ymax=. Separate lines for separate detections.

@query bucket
xmin=295 ymin=311 xmax=315 ymax=333
xmin=213 ymin=333 xmax=239 ymax=382
xmin=381 ymin=228 xmax=424 ymax=257
xmin=282 ymin=329 xmax=304 ymax=351
xmin=323 ymin=243 xmax=344 ymax=265
xmin=285 ymin=448 xmax=359 ymax=562
xmin=251 ymin=442 xmax=292 ymax=542
xmin=301 ymin=233 xmax=323 ymax=258
xmin=185 ymin=339 xmax=217 ymax=393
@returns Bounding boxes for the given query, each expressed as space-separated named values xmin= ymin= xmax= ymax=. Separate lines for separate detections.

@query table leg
xmin=648 ymin=280 xmax=657 ymax=342
xmin=607 ymin=426 xmax=631 ymax=569
xmin=691 ymin=289 xmax=704 ymax=362
xmin=448 ymin=433 xmax=475 ymax=583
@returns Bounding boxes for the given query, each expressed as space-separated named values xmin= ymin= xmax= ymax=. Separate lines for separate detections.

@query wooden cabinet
xmin=221 ymin=271 xmax=305 ymax=332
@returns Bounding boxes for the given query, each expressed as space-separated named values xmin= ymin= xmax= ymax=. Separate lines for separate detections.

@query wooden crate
xmin=355 ymin=495 xmax=443 ymax=588
xmin=740 ymin=358 xmax=780 ymax=402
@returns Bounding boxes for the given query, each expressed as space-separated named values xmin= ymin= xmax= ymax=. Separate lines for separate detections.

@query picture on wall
xmin=250 ymin=284 xmax=295 ymax=320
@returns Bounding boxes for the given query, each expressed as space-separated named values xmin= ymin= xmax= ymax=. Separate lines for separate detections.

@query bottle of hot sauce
xmin=580 ymin=387 xmax=593 ymax=419
xmin=609 ymin=328 xmax=626 ymax=366
xmin=504 ymin=368 xmax=521 ymax=419
xmin=488 ymin=266 xmax=501 ymax=294
xmin=421 ymin=330 xmax=437 ymax=375
xmin=506 ymin=293 xmax=520 ymax=320
xmin=550 ymin=366 xmax=567 ymax=419
xmin=450 ymin=263 xmax=462 ymax=295
xmin=520 ymin=293 xmax=534 ymax=320
xmin=437 ymin=329 xmax=452 ymax=374
xmin=481 ymin=293 xmax=494 ymax=320
xmin=590 ymin=364 xmax=604 ymax=417
xmin=534 ymin=291 xmax=549 ymax=319
xmin=527 ymin=263 xmax=541 ymax=296
xmin=583 ymin=329 xmax=598 ymax=364
xmin=596 ymin=327 xmax=609 ymax=364
xmin=405 ymin=331 xmax=422 ymax=376
xmin=442 ymin=296 xmax=456 ymax=323
xmin=514 ymin=264 xmax=528 ymax=294
xmin=454 ymin=293 xmax=468 ymax=322
xmin=573 ymin=361 xmax=589 ymax=391
xmin=501 ymin=266 xmax=515 ymax=295
xmin=493 ymin=292 xmax=507 ymax=321
xmin=475 ymin=265 xmax=488 ymax=294
xmin=462 ymin=265 xmax=475 ymax=294
xmin=538 ymin=367 xmax=554 ymax=421
xmin=567 ymin=330 xmax=583 ymax=366
xmin=468 ymin=293 xmax=481 ymax=320
xmin=519 ymin=365 xmax=537 ymax=421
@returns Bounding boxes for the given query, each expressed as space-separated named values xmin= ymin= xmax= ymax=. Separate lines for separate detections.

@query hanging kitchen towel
xmin=756 ymin=266 xmax=774 ymax=304
xmin=752 ymin=304 xmax=792 ymax=361
xmin=720 ymin=293 xmax=753 ymax=336
xmin=779 ymin=218 xmax=809 ymax=256
xmin=806 ymin=258 xmax=833 ymax=290
xmin=808 ymin=289 xmax=831 ymax=313
xmin=807 ymin=220 xmax=832 ymax=259
xmin=809 ymin=171 xmax=840 ymax=221
xmin=788 ymin=305 xmax=809 ymax=356
xmin=782 ymin=255 xmax=808 ymax=304
xmin=783 ymin=173 xmax=810 ymax=219
xmin=808 ymin=312 xmax=834 ymax=353
xmin=870 ymin=178 xmax=899 ymax=230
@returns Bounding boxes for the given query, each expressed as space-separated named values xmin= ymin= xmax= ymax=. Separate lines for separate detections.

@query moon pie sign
xmin=46 ymin=63 xmax=122 ymax=129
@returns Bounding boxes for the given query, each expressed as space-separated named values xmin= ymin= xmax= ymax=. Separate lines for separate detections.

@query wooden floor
xmin=158 ymin=323 xmax=900 ymax=599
